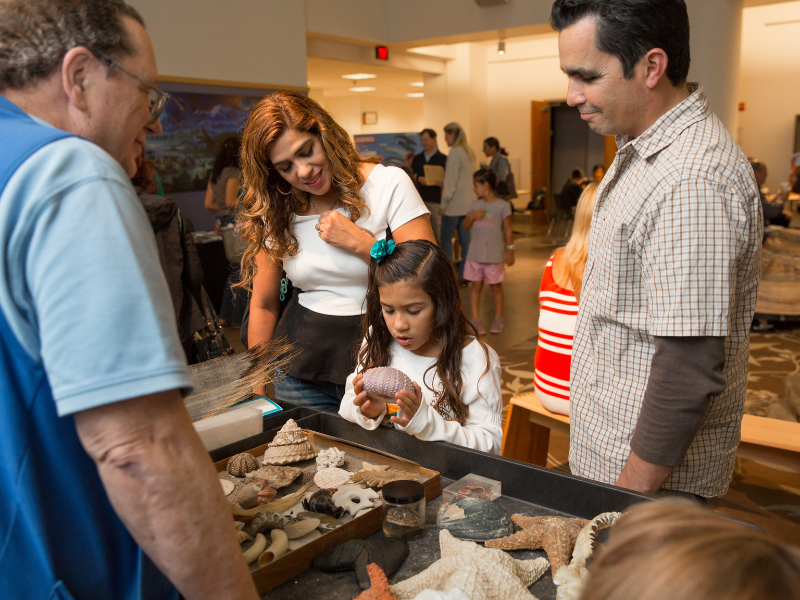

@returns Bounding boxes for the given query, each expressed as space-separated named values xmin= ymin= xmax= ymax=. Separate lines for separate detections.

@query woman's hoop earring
xmin=276 ymin=180 xmax=293 ymax=196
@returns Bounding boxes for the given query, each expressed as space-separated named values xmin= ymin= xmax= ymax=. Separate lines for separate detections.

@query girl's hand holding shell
xmin=352 ymin=372 xmax=385 ymax=420
xmin=391 ymin=382 xmax=422 ymax=426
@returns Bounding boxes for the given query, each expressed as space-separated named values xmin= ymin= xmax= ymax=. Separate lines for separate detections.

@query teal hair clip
xmin=370 ymin=239 xmax=396 ymax=263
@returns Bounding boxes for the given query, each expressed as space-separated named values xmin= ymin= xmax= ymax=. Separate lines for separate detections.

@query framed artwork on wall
xmin=354 ymin=132 xmax=421 ymax=168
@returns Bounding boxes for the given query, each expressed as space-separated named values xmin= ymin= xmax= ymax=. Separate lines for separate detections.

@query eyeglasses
xmin=99 ymin=57 xmax=170 ymax=125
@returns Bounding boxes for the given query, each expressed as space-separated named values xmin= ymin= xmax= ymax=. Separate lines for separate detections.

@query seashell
xmin=287 ymin=529 xmax=322 ymax=551
xmin=227 ymin=452 xmax=259 ymax=477
xmin=316 ymin=447 xmax=347 ymax=470
xmin=314 ymin=467 xmax=353 ymax=490
xmin=436 ymin=498 xmax=512 ymax=541
xmin=554 ymin=512 xmax=621 ymax=600
xmin=298 ymin=511 xmax=344 ymax=532
xmin=262 ymin=441 xmax=316 ymax=465
xmin=303 ymin=489 xmax=346 ymax=518
xmin=387 ymin=506 xmax=424 ymax=529
xmin=362 ymin=367 xmax=414 ymax=403
xmin=220 ymin=479 xmax=235 ymax=496
xmin=244 ymin=512 xmax=285 ymax=538
xmin=242 ymin=533 xmax=267 ymax=564
xmin=269 ymin=418 xmax=309 ymax=446
xmin=236 ymin=530 xmax=253 ymax=545
xmin=283 ymin=501 xmax=307 ymax=519
xmin=332 ymin=484 xmax=381 ymax=516
xmin=234 ymin=521 xmax=245 ymax=531
xmin=258 ymin=529 xmax=289 ymax=566
xmin=361 ymin=462 xmax=388 ymax=472
xmin=245 ymin=465 xmax=303 ymax=489
xmin=284 ymin=518 xmax=320 ymax=540
xmin=238 ymin=483 xmax=263 ymax=510
xmin=233 ymin=481 xmax=313 ymax=521
xmin=351 ymin=469 xmax=417 ymax=488
xmin=256 ymin=488 xmax=278 ymax=505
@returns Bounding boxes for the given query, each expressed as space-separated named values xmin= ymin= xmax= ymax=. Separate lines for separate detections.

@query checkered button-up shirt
xmin=569 ymin=84 xmax=762 ymax=497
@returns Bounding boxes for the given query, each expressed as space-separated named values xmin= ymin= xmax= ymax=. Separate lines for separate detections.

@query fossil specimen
xmin=242 ymin=533 xmax=267 ymax=564
xmin=362 ymin=367 xmax=414 ymax=403
xmin=243 ymin=512 xmax=285 ymax=538
xmin=262 ymin=420 xmax=316 ymax=465
xmin=351 ymin=469 xmax=417 ymax=488
xmin=386 ymin=507 xmax=424 ymax=529
xmin=314 ymin=467 xmax=353 ymax=490
xmin=258 ymin=529 xmax=289 ymax=566
xmin=332 ymin=484 xmax=381 ymax=516
xmin=303 ymin=489 xmax=346 ymax=518
xmin=485 ymin=514 xmax=588 ymax=573
xmin=554 ymin=512 xmax=621 ymax=600
xmin=227 ymin=452 xmax=259 ymax=477
xmin=435 ymin=498 xmax=511 ymax=541
xmin=245 ymin=465 xmax=303 ymax=489
xmin=316 ymin=447 xmax=347 ymax=470
xmin=355 ymin=564 xmax=398 ymax=600
xmin=390 ymin=530 xmax=548 ymax=600
xmin=314 ymin=538 xmax=409 ymax=590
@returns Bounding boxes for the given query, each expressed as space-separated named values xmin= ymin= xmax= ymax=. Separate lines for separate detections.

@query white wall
xmin=129 ymin=0 xmax=308 ymax=88
xmin=738 ymin=1 xmax=800 ymax=191
xmin=320 ymin=95 xmax=424 ymax=137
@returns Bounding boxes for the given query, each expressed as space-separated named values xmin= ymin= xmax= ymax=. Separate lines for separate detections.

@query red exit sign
xmin=375 ymin=46 xmax=389 ymax=60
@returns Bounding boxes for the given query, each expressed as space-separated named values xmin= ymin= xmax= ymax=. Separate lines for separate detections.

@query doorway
xmin=550 ymin=103 xmax=605 ymax=196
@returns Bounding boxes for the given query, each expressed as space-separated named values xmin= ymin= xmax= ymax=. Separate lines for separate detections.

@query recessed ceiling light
xmin=342 ymin=73 xmax=376 ymax=80
xmin=350 ymin=87 xmax=376 ymax=92
xmin=410 ymin=82 xmax=424 ymax=87
xmin=406 ymin=92 xmax=424 ymax=98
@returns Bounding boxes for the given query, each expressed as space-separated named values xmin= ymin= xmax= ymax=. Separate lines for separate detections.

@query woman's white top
xmin=339 ymin=337 xmax=504 ymax=454
xmin=282 ymin=164 xmax=428 ymax=316
xmin=440 ymin=146 xmax=477 ymax=217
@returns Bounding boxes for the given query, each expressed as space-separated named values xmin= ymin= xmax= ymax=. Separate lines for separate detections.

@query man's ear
xmin=643 ymin=48 xmax=669 ymax=90
xmin=61 ymin=47 xmax=94 ymax=113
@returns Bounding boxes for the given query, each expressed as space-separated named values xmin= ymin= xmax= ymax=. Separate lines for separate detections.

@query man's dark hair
xmin=420 ymin=128 xmax=437 ymax=139
xmin=749 ymin=158 xmax=766 ymax=175
xmin=551 ymin=0 xmax=690 ymax=86
xmin=0 ymin=0 xmax=144 ymax=90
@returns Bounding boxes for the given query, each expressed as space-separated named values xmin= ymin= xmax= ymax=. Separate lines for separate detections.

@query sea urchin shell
xmin=227 ymin=452 xmax=259 ymax=477
xmin=362 ymin=368 xmax=414 ymax=403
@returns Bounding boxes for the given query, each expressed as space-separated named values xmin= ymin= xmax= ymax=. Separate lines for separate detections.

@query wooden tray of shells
xmin=215 ymin=419 xmax=441 ymax=594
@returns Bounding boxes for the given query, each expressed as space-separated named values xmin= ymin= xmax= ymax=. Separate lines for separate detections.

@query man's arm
xmin=74 ymin=391 xmax=259 ymax=600
xmin=616 ymin=336 xmax=726 ymax=494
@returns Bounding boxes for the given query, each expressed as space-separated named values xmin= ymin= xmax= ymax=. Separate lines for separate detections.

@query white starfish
xmin=390 ymin=530 xmax=549 ymax=600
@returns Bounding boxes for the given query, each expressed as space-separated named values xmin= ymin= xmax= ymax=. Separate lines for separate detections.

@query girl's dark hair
xmin=484 ymin=137 xmax=508 ymax=156
xmin=359 ymin=240 xmax=489 ymax=425
xmin=211 ymin=136 xmax=242 ymax=184
xmin=474 ymin=168 xmax=498 ymax=191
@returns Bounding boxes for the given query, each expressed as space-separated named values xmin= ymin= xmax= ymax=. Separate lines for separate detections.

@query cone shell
xmin=362 ymin=367 xmax=414 ymax=403
xmin=314 ymin=467 xmax=353 ymax=490
xmin=263 ymin=441 xmax=316 ymax=465
xmin=270 ymin=419 xmax=309 ymax=446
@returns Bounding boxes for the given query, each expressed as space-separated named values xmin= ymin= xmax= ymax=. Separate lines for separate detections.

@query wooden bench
xmin=502 ymin=391 xmax=800 ymax=471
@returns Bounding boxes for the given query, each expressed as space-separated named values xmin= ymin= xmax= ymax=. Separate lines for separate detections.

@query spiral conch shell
xmin=262 ymin=419 xmax=316 ymax=465
xmin=362 ymin=367 xmax=414 ymax=403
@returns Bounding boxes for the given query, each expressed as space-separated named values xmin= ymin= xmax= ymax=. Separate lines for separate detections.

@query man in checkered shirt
xmin=551 ymin=0 xmax=762 ymax=499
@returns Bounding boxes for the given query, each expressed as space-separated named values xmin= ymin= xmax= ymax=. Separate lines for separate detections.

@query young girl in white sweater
xmin=339 ymin=239 xmax=503 ymax=454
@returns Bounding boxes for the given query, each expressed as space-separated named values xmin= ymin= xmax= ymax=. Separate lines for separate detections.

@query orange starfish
xmin=354 ymin=563 xmax=397 ymax=600
xmin=484 ymin=515 xmax=587 ymax=572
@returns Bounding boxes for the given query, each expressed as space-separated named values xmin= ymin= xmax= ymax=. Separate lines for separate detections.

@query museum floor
xmin=224 ymin=213 xmax=800 ymax=544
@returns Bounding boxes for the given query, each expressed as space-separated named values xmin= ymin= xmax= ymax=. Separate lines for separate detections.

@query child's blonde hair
xmin=582 ymin=499 xmax=800 ymax=600
xmin=553 ymin=183 xmax=598 ymax=297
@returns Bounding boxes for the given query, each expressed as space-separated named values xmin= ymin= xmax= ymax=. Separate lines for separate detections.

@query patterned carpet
xmin=495 ymin=329 xmax=800 ymax=543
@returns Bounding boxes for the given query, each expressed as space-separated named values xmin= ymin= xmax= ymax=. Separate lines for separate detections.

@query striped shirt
xmin=534 ymin=253 xmax=578 ymax=415
xmin=569 ymin=84 xmax=762 ymax=498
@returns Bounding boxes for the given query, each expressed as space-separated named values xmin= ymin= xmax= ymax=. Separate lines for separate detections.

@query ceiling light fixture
xmin=410 ymin=82 xmax=424 ymax=87
xmin=406 ymin=92 xmax=424 ymax=98
xmin=342 ymin=73 xmax=376 ymax=80
xmin=498 ymin=40 xmax=506 ymax=55
xmin=350 ymin=86 xmax=376 ymax=92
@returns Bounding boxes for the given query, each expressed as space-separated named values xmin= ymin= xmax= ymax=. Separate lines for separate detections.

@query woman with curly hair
xmin=238 ymin=91 xmax=435 ymax=411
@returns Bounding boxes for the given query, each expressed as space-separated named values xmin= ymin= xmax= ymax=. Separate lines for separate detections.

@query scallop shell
xmin=316 ymin=447 xmax=347 ymax=470
xmin=245 ymin=465 xmax=303 ymax=489
xmin=270 ymin=419 xmax=310 ymax=446
xmin=227 ymin=452 xmax=259 ymax=477
xmin=314 ymin=467 xmax=353 ymax=490
xmin=362 ymin=367 xmax=414 ymax=403
xmin=262 ymin=441 xmax=316 ymax=465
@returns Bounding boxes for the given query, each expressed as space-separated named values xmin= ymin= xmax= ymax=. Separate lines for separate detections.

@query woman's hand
xmin=317 ymin=211 xmax=375 ymax=262
xmin=351 ymin=373 xmax=385 ymax=420
xmin=391 ymin=382 xmax=422 ymax=427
